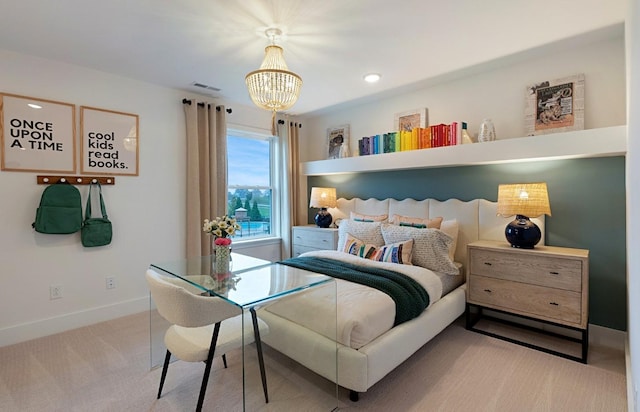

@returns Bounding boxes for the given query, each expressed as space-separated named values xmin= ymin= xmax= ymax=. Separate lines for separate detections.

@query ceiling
xmin=0 ymin=1 xmax=625 ymax=115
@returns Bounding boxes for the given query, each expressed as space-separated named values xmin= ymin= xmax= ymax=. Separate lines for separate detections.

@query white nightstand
xmin=466 ymin=240 xmax=589 ymax=362
xmin=292 ymin=225 xmax=339 ymax=257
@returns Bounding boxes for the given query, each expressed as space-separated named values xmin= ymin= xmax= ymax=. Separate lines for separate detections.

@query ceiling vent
xmin=191 ymin=82 xmax=221 ymax=92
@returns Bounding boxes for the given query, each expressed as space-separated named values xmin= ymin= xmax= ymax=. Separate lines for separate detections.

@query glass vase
xmin=214 ymin=244 xmax=231 ymax=274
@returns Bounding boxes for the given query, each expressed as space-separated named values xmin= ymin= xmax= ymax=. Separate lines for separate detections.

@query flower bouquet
xmin=203 ymin=216 xmax=240 ymax=273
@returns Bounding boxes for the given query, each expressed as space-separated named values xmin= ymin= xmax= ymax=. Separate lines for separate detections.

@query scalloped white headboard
xmin=328 ymin=197 xmax=545 ymax=265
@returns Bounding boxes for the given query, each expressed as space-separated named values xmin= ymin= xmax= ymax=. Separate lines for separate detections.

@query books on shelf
xmin=356 ymin=121 xmax=469 ymax=156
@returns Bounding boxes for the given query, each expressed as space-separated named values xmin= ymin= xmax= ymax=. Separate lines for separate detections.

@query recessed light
xmin=27 ymin=103 xmax=42 ymax=109
xmin=363 ymin=73 xmax=381 ymax=83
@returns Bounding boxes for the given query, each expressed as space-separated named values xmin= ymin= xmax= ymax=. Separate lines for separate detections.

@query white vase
xmin=478 ymin=118 xmax=496 ymax=142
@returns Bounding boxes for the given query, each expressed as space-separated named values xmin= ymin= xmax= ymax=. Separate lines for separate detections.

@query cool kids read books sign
xmin=80 ymin=106 xmax=138 ymax=176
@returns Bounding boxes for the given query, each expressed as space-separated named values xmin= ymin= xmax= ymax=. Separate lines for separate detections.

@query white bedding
xmin=264 ymin=249 xmax=444 ymax=349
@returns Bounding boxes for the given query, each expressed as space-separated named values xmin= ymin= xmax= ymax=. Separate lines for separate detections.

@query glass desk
xmin=148 ymin=253 xmax=338 ymax=411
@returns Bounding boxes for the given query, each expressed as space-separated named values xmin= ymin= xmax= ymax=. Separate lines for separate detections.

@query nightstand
xmin=292 ymin=225 xmax=339 ymax=257
xmin=465 ymin=240 xmax=589 ymax=362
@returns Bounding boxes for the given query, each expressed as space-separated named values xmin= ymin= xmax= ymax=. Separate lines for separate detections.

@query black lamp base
xmin=505 ymin=215 xmax=541 ymax=249
xmin=314 ymin=208 xmax=333 ymax=228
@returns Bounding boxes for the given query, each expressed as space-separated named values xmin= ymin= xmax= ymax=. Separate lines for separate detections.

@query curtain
xmin=279 ymin=118 xmax=301 ymax=259
xmin=184 ymin=100 xmax=228 ymax=258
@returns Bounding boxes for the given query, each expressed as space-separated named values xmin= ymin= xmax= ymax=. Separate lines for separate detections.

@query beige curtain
xmin=279 ymin=119 xmax=301 ymax=258
xmin=184 ymin=100 xmax=228 ymax=258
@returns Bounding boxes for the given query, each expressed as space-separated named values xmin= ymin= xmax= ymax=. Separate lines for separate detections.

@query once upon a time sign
xmin=1 ymin=93 xmax=76 ymax=173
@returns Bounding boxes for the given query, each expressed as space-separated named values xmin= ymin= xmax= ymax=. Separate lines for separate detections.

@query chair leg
xmin=196 ymin=322 xmax=221 ymax=412
xmin=251 ymin=308 xmax=269 ymax=403
xmin=157 ymin=350 xmax=172 ymax=399
xmin=222 ymin=354 xmax=227 ymax=368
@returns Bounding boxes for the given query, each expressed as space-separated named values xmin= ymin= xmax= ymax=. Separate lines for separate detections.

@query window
xmin=226 ymin=129 xmax=276 ymax=241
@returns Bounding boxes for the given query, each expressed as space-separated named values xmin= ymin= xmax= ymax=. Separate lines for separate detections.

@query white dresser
xmin=292 ymin=225 xmax=339 ymax=257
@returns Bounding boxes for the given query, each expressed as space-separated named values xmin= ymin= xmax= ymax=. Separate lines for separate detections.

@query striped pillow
xmin=342 ymin=233 xmax=413 ymax=265
xmin=389 ymin=214 xmax=443 ymax=229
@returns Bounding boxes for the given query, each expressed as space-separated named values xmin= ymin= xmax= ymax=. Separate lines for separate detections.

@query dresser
xmin=292 ymin=225 xmax=339 ymax=257
xmin=466 ymin=240 xmax=589 ymax=362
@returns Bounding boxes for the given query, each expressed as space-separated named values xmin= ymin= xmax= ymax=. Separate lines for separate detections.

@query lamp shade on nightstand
xmin=309 ymin=187 xmax=337 ymax=228
xmin=497 ymin=183 xmax=551 ymax=248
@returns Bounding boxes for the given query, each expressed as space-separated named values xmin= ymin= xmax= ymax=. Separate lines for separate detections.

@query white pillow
xmin=337 ymin=220 xmax=384 ymax=252
xmin=439 ymin=219 xmax=459 ymax=261
xmin=380 ymin=223 xmax=459 ymax=275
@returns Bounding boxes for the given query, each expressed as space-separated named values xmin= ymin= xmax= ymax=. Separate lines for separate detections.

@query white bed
xmin=258 ymin=197 xmax=544 ymax=401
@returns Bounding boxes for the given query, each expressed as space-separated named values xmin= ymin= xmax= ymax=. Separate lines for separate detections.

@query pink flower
xmin=214 ymin=237 xmax=232 ymax=246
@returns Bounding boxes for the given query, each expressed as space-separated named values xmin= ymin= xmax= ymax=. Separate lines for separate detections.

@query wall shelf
xmin=302 ymin=126 xmax=626 ymax=176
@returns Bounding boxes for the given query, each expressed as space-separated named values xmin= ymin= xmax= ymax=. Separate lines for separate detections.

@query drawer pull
xmin=483 ymin=262 xmax=492 ymax=266
xmin=549 ymin=302 xmax=559 ymax=306
xmin=549 ymin=271 xmax=559 ymax=275
xmin=483 ymin=289 xmax=492 ymax=293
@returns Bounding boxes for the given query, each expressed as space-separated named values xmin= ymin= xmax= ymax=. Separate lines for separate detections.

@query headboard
xmin=327 ymin=198 xmax=545 ymax=265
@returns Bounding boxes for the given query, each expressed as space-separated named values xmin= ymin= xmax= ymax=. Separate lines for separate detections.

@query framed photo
xmin=394 ymin=108 xmax=428 ymax=132
xmin=327 ymin=124 xmax=349 ymax=159
xmin=525 ymin=74 xmax=584 ymax=136
xmin=80 ymin=106 xmax=139 ymax=176
xmin=1 ymin=93 xmax=76 ymax=173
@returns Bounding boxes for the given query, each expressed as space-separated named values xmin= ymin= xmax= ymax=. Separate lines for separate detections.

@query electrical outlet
xmin=50 ymin=285 xmax=63 ymax=300
xmin=106 ymin=277 xmax=116 ymax=290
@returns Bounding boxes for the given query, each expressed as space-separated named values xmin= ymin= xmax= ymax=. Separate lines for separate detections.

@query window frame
xmin=226 ymin=127 xmax=279 ymax=242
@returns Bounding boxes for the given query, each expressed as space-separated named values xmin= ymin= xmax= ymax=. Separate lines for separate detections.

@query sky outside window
xmin=227 ymin=135 xmax=270 ymax=186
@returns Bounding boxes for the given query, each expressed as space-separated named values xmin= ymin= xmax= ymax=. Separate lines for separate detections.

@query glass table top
xmin=150 ymin=252 xmax=333 ymax=308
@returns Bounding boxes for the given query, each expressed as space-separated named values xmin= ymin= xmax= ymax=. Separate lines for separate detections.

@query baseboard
xmin=0 ymin=297 xmax=149 ymax=348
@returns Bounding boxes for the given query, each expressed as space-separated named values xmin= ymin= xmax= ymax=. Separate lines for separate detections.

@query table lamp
xmin=496 ymin=182 xmax=551 ymax=248
xmin=309 ymin=187 xmax=337 ymax=228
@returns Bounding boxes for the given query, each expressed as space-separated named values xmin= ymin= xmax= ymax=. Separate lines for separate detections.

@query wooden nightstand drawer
xmin=468 ymin=275 xmax=582 ymax=325
xmin=292 ymin=244 xmax=321 ymax=257
xmin=469 ymin=248 xmax=582 ymax=292
xmin=466 ymin=240 xmax=589 ymax=362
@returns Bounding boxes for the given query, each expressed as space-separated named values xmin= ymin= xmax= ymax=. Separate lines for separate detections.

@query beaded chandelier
xmin=245 ymin=28 xmax=302 ymax=113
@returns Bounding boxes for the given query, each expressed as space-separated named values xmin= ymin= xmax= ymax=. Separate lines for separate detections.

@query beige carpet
xmin=0 ymin=312 xmax=626 ymax=411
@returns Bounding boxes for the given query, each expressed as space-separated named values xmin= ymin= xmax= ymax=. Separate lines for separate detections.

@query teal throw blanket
xmin=278 ymin=256 xmax=429 ymax=326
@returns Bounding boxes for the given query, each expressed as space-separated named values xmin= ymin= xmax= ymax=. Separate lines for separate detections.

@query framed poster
xmin=80 ymin=106 xmax=139 ymax=176
xmin=1 ymin=93 xmax=76 ymax=173
xmin=327 ymin=124 xmax=350 ymax=159
xmin=525 ymin=74 xmax=584 ymax=136
xmin=394 ymin=108 xmax=428 ymax=132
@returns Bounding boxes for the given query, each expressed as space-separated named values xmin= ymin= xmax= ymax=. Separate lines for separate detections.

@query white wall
xmin=299 ymin=34 xmax=626 ymax=162
xmin=0 ymin=49 xmax=274 ymax=346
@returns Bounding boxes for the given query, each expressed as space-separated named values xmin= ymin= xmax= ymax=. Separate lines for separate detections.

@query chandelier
xmin=245 ymin=28 xmax=302 ymax=114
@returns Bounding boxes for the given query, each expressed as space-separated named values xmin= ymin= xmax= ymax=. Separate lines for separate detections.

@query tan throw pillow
xmin=350 ymin=211 xmax=388 ymax=222
xmin=389 ymin=214 xmax=443 ymax=229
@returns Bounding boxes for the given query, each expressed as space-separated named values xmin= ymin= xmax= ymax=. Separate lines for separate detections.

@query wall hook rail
xmin=37 ymin=175 xmax=116 ymax=185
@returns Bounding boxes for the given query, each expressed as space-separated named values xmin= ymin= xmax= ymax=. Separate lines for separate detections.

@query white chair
xmin=146 ymin=269 xmax=269 ymax=411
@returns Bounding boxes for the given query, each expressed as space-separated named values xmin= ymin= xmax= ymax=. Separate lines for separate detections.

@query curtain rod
xmin=277 ymin=119 xmax=302 ymax=128
xmin=181 ymin=98 xmax=232 ymax=113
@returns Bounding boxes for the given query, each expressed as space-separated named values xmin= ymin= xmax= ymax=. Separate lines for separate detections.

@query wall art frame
xmin=525 ymin=73 xmax=585 ymax=136
xmin=80 ymin=106 xmax=139 ymax=176
xmin=1 ymin=93 xmax=76 ymax=173
xmin=327 ymin=124 xmax=350 ymax=159
xmin=394 ymin=108 xmax=428 ymax=132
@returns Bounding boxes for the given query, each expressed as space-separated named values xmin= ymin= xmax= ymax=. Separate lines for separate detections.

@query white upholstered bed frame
xmin=259 ymin=197 xmax=544 ymax=399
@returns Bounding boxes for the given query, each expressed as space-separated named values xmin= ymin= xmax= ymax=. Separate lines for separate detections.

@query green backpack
xmin=32 ymin=183 xmax=83 ymax=234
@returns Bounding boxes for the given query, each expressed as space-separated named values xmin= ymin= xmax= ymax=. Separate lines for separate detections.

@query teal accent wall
xmin=308 ymin=156 xmax=627 ymax=330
